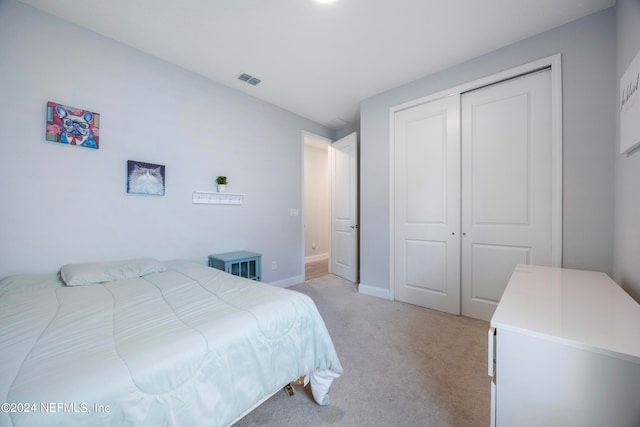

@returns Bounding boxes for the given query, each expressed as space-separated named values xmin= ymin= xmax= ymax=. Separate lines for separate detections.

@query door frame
xmin=388 ymin=54 xmax=563 ymax=303
xmin=301 ymin=131 xmax=333 ymax=280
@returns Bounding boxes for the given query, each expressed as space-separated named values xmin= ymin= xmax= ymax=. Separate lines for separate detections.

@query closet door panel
xmin=461 ymin=70 xmax=553 ymax=321
xmin=470 ymin=244 xmax=531 ymax=303
xmin=394 ymin=95 xmax=460 ymax=315
xmin=405 ymin=114 xmax=446 ymax=224
xmin=470 ymin=93 xmax=530 ymax=226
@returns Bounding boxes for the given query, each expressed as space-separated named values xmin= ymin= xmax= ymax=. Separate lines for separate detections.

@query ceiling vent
xmin=238 ymin=73 xmax=261 ymax=86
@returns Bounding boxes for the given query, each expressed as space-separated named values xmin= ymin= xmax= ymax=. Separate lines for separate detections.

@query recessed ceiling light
xmin=314 ymin=0 xmax=338 ymax=4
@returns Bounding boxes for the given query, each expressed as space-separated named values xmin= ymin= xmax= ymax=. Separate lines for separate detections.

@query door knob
xmin=350 ymin=225 xmax=359 ymax=229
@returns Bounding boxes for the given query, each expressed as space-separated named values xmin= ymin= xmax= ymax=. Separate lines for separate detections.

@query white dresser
xmin=488 ymin=264 xmax=640 ymax=427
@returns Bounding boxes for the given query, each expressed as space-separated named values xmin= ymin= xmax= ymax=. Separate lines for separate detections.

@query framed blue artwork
xmin=127 ymin=160 xmax=165 ymax=196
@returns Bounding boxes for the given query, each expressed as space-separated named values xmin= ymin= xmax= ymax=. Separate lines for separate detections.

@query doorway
xmin=303 ymin=132 xmax=331 ymax=280
xmin=302 ymin=131 xmax=359 ymax=282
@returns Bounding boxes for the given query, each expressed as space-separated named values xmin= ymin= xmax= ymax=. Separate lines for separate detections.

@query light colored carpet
xmin=234 ymin=274 xmax=490 ymax=427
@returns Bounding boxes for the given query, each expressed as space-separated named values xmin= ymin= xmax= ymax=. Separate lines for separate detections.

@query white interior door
xmin=461 ymin=69 xmax=553 ymax=320
xmin=330 ymin=132 xmax=358 ymax=282
xmin=393 ymin=95 xmax=461 ymax=315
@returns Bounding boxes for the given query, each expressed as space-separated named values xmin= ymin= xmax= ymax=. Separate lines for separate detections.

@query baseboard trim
xmin=305 ymin=253 xmax=328 ymax=263
xmin=358 ymin=283 xmax=393 ymax=300
xmin=268 ymin=274 xmax=305 ymax=288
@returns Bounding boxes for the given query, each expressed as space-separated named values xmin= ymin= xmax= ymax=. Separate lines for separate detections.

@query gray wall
xmin=614 ymin=0 xmax=640 ymax=301
xmin=360 ymin=9 xmax=616 ymax=294
xmin=0 ymin=0 xmax=332 ymax=283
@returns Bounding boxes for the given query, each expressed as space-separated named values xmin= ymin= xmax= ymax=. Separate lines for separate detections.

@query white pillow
xmin=60 ymin=258 xmax=166 ymax=286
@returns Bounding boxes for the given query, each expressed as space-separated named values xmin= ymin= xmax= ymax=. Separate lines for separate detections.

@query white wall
xmin=0 ymin=0 xmax=332 ymax=283
xmin=303 ymin=141 xmax=329 ymax=261
xmin=614 ymin=0 xmax=640 ymax=302
xmin=360 ymin=8 xmax=616 ymax=294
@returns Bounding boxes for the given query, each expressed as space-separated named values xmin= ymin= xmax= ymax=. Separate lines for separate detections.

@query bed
xmin=0 ymin=259 xmax=342 ymax=427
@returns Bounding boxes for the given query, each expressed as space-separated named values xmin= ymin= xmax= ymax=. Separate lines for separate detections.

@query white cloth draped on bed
xmin=0 ymin=260 xmax=342 ymax=427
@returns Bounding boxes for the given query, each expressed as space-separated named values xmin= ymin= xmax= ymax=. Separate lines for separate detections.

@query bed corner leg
xmin=283 ymin=384 xmax=295 ymax=396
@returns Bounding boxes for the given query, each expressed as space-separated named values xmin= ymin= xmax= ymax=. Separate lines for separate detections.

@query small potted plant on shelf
xmin=216 ymin=176 xmax=228 ymax=192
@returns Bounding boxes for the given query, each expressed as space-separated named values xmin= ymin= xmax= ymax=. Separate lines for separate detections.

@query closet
xmin=392 ymin=60 xmax=561 ymax=321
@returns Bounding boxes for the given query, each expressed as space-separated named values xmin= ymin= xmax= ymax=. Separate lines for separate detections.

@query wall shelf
xmin=192 ymin=191 xmax=244 ymax=205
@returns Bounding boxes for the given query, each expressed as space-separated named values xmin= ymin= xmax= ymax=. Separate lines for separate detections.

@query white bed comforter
xmin=0 ymin=260 xmax=342 ymax=427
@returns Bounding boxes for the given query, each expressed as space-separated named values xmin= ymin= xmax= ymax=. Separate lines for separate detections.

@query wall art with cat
xmin=127 ymin=160 xmax=165 ymax=196
xmin=46 ymin=101 xmax=100 ymax=149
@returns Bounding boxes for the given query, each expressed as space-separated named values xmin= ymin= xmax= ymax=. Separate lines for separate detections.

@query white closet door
xmin=394 ymin=95 xmax=461 ymax=315
xmin=461 ymin=69 xmax=553 ymax=321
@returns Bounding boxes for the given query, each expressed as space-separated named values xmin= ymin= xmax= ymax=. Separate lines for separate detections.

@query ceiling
xmin=19 ymin=0 xmax=615 ymax=130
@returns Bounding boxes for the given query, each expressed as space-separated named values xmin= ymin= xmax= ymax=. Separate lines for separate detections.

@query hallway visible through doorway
xmin=305 ymin=259 xmax=328 ymax=280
